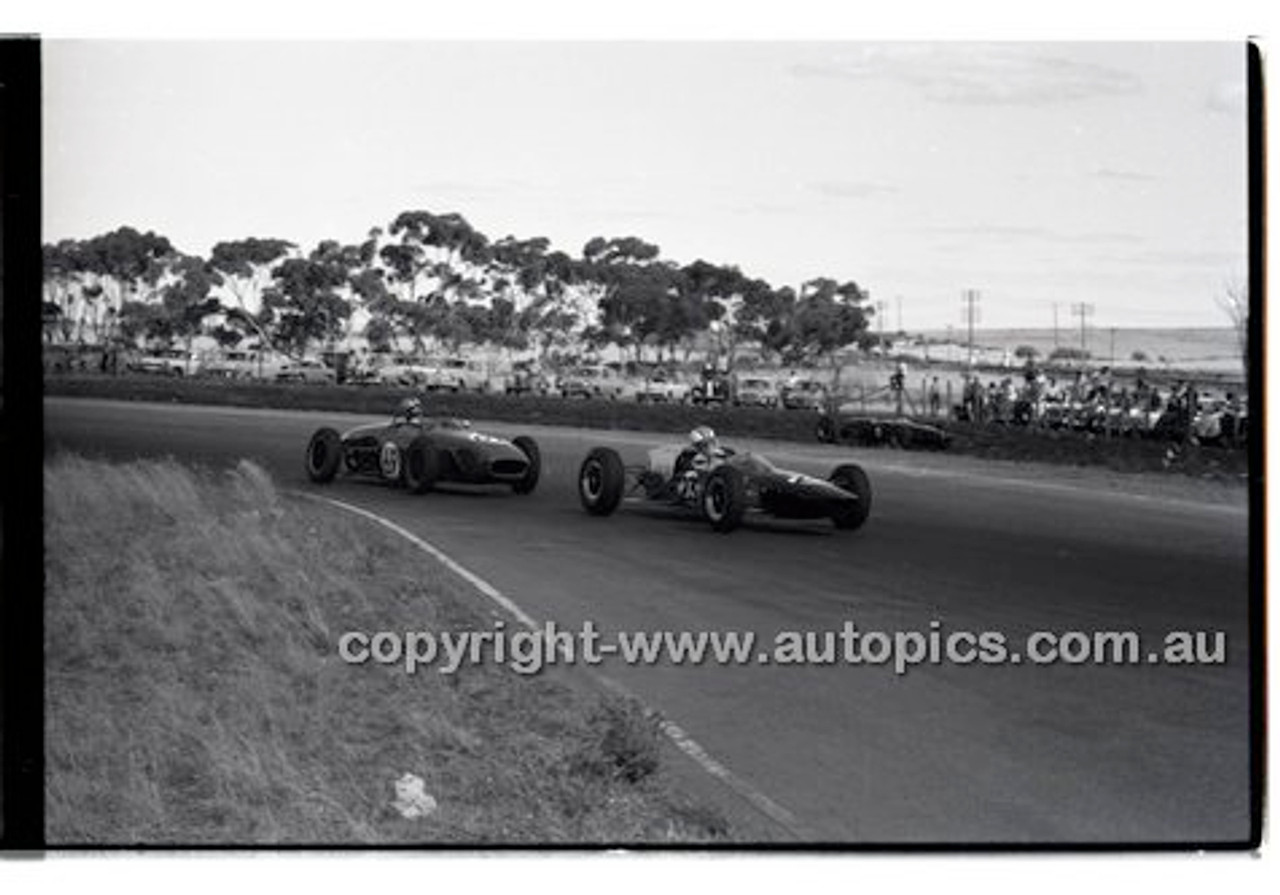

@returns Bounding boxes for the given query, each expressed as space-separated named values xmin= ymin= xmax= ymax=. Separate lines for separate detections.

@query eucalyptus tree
xmin=66 ymin=227 xmax=176 ymax=343
xmin=309 ymin=238 xmax=381 ymax=345
xmin=263 ymin=248 xmax=353 ymax=358
xmin=43 ymin=240 xmax=85 ymax=342
xmin=385 ymin=210 xmax=492 ymax=306
xmin=209 ymin=237 xmax=296 ymax=349
xmin=382 ymin=210 xmax=478 ymax=351
xmin=580 ymin=235 xmax=671 ymax=359
xmin=734 ymin=283 xmax=797 ymax=363
xmin=788 ymin=277 xmax=871 ymax=389
xmin=115 ymin=253 xmax=222 ymax=350
xmin=521 ymin=249 xmax=590 ymax=358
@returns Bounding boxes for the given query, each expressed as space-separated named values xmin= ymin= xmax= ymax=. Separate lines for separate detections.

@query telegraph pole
xmin=1071 ymin=302 xmax=1094 ymax=355
xmin=961 ymin=289 xmax=981 ymax=368
xmin=896 ymin=295 xmax=903 ymax=334
xmin=875 ymin=298 xmax=887 ymax=344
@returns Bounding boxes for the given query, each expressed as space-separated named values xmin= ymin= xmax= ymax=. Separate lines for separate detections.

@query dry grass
xmin=44 ymin=454 xmax=733 ymax=845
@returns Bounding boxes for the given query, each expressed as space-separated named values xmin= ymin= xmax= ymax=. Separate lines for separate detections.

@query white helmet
xmin=689 ymin=425 xmax=718 ymax=450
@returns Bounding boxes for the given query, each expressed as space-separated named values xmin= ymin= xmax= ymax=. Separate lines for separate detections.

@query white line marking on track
xmin=294 ymin=490 xmax=814 ymax=841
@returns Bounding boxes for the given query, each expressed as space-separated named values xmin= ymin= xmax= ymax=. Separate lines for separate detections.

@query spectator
xmin=889 ymin=362 xmax=906 ymax=393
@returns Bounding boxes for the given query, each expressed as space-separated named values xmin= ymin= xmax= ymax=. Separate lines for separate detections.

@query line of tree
xmin=42 ymin=212 xmax=875 ymax=370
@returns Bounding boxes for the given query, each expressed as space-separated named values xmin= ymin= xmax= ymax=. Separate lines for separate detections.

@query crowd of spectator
xmin=951 ymin=364 xmax=1247 ymax=447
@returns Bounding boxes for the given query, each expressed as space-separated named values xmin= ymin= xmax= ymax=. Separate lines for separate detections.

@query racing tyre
xmin=403 ymin=436 xmax=441 ymax=494
xmin=305 ymin=427 xmax=343 ymax=483
xmin=579 ymin=447 xmax=625 ymax=516
xmin=512 ymin=435 xmax=541 ymax=495
xmin=829 ymin=463 xmax=872 ymax=531
xmin=702 ymin=465 xmax=746 ymax=533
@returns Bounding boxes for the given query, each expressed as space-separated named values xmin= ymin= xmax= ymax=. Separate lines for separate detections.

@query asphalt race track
xmin=44 ymin=397 xmax=1253 ymax=844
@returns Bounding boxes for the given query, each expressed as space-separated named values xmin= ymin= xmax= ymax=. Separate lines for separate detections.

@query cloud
xmin=808 ymin=180 xmax=898 ymax=199
xmin=791 ymin=44 xmax=1142 ymax=106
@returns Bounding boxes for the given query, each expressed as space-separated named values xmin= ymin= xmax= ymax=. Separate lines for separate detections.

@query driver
xmin=396 ymin=396 xmax=424 ymax=424
xmin=675 ymin=425 xmax=725 ymax=499
xmin=689 ymin=425 xmax=721 ymax=463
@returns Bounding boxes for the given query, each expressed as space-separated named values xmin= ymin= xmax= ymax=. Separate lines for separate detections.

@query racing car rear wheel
xmin=403 ymin=436 xmax=441 ymax=494
xmin=512 ymin=435 xmax=541 ymax=495
xmin=305 ymin=427 xmax=342 ymax=483
xmin=829 ymin=463 xmax=872 ymax=531
xmin=579 ymin=447 xmax=625 ymax=516
xmin=702 ymin=465 xmax=746 ymax=533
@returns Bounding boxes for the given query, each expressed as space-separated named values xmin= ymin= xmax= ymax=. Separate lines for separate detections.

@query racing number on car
xmin=379 ymin=441 xmax=402 ymax=480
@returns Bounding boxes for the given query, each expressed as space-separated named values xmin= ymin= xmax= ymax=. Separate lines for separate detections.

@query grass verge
xmin=44 ymin=453 xmax=734 ymax=845
xmin=941 ymin=421 xmax=1249 ymax=481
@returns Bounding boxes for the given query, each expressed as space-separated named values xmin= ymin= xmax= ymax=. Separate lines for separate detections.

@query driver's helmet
xmin=689 ymin=425 xmax=719 ymax=453
xmin=398 ymin=396 xmax=423 ymax=421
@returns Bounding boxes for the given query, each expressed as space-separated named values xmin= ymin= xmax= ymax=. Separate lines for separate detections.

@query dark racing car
xmin=304 ymin=398 xmax=540 ymax=494
xmin=816 ymin=412 xmax=952 ymax=451
xmin=576 ymin=427 xmax=871 ymax=533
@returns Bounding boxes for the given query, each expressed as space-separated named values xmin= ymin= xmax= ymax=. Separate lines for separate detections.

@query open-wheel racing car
xmin=816 ymin=412 xmax=952 ymax=451
xmin=577 ymin=427 xmax=871 ymax=533
xmin=304 ymin=398 xmax=541 ymax=495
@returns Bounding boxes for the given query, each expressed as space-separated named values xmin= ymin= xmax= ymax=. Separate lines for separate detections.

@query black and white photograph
xmin=2 ymin=13 xmax=1264 ymax=862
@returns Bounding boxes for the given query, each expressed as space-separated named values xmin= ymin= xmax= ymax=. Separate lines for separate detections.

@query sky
xmin=41 ymin=39 xmax=1250 ymax=330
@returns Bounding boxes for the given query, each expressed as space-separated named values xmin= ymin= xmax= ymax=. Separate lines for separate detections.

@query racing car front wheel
xmin=579 ymin=447 xmax=625 ymax=516
xmin=403 ymin=436 xmax=441 ymax=494
xmin=829 ymin=463 xmax=872 ymax=531
xmin=512 ymin=436 xmax=541 ymax=495
xmin=702 ymin=466 xmax=746 ymax=533
xmin=305 ymin=427 xmax=343 ymax=484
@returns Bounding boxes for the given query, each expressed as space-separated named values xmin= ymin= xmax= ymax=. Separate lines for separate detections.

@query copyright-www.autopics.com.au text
xmin=335 ymin=620 xmax=1229 ymax=677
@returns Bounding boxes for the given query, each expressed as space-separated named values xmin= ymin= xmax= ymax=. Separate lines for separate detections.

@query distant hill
xmin=915 ymin=327 xmax=1244 ymax=374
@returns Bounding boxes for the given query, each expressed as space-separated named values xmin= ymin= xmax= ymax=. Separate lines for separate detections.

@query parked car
xmin=635 ymin=370 xmax=690 ymax=403
xmin=204 ymin=349 xmax=286 ymax=380
xmin=276 ymin=358 xmax=337 ymax=384
xmin=425 ymin=357 xmax=489 ymax=392
xmin=734 ymin=376 xmax=779 ymax=409
xmin=505 ymin=360 xmax=553 ymax=396
xmin=781 ymin=378 xmax=828 ymax=411
xmin=366 ymin=354 xmax=437 ymax=387
xmin=44 ymin=343 xmax=102 ymax=374
xmin=129 ymin=348 xmax=200 ymax=377
xmin=559 ymin=365 xmax=632 ymax=400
